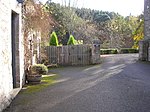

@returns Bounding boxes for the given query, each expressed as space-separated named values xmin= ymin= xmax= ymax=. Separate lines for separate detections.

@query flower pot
xmin=27 ymin=74 xmax=42 ymax=84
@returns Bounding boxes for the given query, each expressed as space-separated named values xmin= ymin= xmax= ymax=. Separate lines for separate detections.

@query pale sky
xmin=41 ymin=0 xmax=144 ymax=17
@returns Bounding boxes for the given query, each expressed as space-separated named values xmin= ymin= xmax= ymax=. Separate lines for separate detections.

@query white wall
xmin=0 ymin=0 xmax=24 ymax=111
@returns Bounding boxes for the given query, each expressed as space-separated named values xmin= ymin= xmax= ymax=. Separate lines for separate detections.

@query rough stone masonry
xmin=139 ymin=0 xmax=150 ymax=61
xmin=0 ymin=0 xmax=24 ymax=111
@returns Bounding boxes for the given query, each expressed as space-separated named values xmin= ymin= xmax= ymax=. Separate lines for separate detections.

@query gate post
xmin=139 ymin=39 xmax=150 ymax=61
xmin=139 ymin=40 xmax=149 ymax=61
xmin=91 ymin=39 xmax=101 ymax=64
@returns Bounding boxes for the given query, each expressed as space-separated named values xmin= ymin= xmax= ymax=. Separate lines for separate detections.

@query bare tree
xmin=23 ymin=0 xmax=55 ymax=71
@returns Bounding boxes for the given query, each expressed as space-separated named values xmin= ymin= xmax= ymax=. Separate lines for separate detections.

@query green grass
xmin=22 ymin=74 xmax=58 ymax=94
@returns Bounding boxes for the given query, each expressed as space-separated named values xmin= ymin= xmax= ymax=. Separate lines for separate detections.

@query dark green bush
xmin=67 ymin=35 xmax=77 ymax=45
xmin=101 ymin=49 xmax=118 ymax=55
xmin=49 ymin=31 xmax=59 ymax=46
xmin=30 ymin=64 xmax=48 ymax=75
xmin=120 ymin=48 xmax=139 ymax=54
xmin=100 ymin=48 xmax=138 ymax=54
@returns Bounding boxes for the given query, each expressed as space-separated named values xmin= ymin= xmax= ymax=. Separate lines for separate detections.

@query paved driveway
xmin=4 ymin=54 xmax=150 ymax=112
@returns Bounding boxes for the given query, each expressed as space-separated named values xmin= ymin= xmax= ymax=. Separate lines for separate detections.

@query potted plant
xmin=27 ymin=64 xmax=48 ymax=84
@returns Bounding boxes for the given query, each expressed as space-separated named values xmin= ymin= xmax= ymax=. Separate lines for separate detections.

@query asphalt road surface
xmin=4 ymin=54 xmax=150 ymax=112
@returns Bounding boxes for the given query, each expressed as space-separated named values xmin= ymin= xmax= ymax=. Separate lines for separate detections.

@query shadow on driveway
xmin=4 ymin=54 xmax=150 ymax=112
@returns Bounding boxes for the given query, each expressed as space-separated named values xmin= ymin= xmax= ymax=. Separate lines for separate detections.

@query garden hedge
xmin=100 ymin=49 xmax=118 ymax=55
xmin=120 ymin=48 xmax=139 ymax=54
xmin=100 ymin=48 xmax=139 ymax=55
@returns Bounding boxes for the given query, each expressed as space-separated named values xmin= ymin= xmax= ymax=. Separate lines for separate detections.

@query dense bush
xmin=30 ymin=64 xmax=48 ymax=75
xmin=67 ymin=35 xmax=77 ymax=45
xmin=49 ymin=31 xmax=59 ymax=46
xmin=100 ymin=48 xmax=139 ymax=55
xmin=120 ymin=48 xmax=139 ymax=54
xmin=101 ymin=49 xmax=118 ymax=55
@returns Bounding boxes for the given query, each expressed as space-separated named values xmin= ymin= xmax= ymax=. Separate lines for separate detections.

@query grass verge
xmin=22 ymin=74 xmax=58 ymax=94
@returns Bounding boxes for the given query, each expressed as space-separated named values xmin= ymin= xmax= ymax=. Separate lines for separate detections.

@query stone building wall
xmin=144 ymin=0 xmax=150 ymax=40
xmin=139 ymin=0 xmax=150 ymax=61
xmin=0 ymin=0 xmax=24 ymax=111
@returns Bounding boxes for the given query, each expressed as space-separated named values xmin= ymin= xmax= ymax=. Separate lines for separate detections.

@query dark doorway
xmin=11 ymin=11 xmax=20 ymax=88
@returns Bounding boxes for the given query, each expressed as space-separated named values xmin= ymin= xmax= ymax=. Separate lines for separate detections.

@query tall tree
xmin=132 ymin=14 xmax=144 ymax=49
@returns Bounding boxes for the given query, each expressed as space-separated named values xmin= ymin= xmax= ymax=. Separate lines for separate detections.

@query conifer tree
xmin=49 ymin=31 xmax=59 ymax=46
xmin=67 ymin=35 xmax=77 ymax=45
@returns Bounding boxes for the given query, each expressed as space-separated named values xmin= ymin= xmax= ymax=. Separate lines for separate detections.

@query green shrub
xmin=100 ymin=48 xmax=139 ymax=54
xmin=120 ymin=48 xmax=139 ymax=54
xmin=30 ymin=64 xmax=48 ymax=75
xmin=100 ymin=49 xmax=118 ymax=55
xmin=67 ymin=35 xmax=77 ymax=45
xmin=49 ymin=31 xmax=59 ymax=46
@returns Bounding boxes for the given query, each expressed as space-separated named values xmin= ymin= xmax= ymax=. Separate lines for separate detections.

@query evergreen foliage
xmin=67 ymin=35 xmax=77 ymax=45
xmin=30 ymin=64 xmax=48 ymax=75
xmin=45 ymin=2 xmax=143 ymax=48
xmin=49 ymin=31 xmax=59 ymax=46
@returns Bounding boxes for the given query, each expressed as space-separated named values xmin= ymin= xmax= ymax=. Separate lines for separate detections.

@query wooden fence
xmin=46 ymin=45 xmax=92 ymax=65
